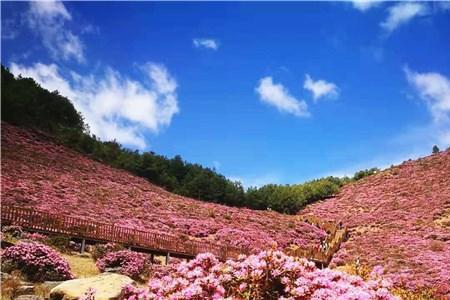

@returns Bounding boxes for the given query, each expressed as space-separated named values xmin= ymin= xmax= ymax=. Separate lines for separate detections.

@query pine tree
xmin=432 ymin=145 xmax=440 ymax=154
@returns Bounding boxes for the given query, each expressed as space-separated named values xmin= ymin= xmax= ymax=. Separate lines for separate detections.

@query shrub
xmin=0 ymin=271 xmax=22 ymax=300
xmin=22 ymin=232 xmax=48 ymax=243
xmin=46 ymin=235 xmax=71 ymax=253
xmin=1 ymin=225 xmax=23 ymax=238
xmin=91 ymin=242 xmax=125 ymax=260
xmin=96 ymin=250 xmax=149 ymax=279
xmin=121 ymin=250 xmax=398 ymax=300
xmin=1 ymin=241 xmax=74 ymax=281
xmin=392 ymin=287 xmax=437 ymax=300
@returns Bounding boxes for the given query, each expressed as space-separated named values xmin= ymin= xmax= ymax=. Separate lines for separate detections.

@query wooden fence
xmin=1 ymin=206 xmax=346 ymax=266
xmin=289 ymin=215 xmax=348 ymax=266
xmin=1 ymin=205 xmax=244 ymax=260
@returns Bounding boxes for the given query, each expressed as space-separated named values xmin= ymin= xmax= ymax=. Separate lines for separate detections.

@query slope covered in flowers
xmin=1 ymin=123 xmax=325 ymax=252
xmin=300 ymin=150 xmax=450 ymax=296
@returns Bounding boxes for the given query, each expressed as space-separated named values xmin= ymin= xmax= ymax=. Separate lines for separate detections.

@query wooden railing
xmin=1 ymin=206 xmax=347 ymax=265
xmin=288 ymin=215 xmax=348 ymax=266
xmin=1 ymin=205 xmax=245 ymax=260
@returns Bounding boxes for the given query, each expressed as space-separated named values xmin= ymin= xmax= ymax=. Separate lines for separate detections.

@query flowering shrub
xmin=91 ymin=242 xmax=125 ymax=260
xmin=121 ymin=250 xmax=398 ymax=300
xmin=22 ymin=232 xmax=48 ymax=243
xmin=96 ymin=250 xmax=148 ymax=279
xmin=1 ymin=241 xmax=74 ymax=281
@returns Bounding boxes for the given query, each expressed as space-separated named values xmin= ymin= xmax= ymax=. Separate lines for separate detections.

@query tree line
xmin=1 ymin=65 xmax=379 ymax=214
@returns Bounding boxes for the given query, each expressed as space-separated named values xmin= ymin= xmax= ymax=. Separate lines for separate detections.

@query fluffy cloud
xmin=351 ymin=0 xmax=380 ymax=12
xmin=27 ymin=0 xmax=84 ymax=62
xmin=303 ymin=74 xmax=339 ymax=102
xmin=405 ymin=67 xmax=450 ymax=124
xmin=255 ymin=77 xmax=309 ymax=117
xmin=193 ymin=38 xmax=219 ymax=50
xmin=380 ymin=2 xmax=427 ymax=33
xmin=10 ymin=62 xmax=179 ymax=149
xmin=404 ymin=67 xmax=450 ymax=148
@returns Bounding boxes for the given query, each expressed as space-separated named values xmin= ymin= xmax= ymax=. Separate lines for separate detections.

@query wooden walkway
xmin=1 ymin=206 xmax=346 ymax=266
xmin=289 ymin=215 xmax=348 ymax=267
xmin=1 ymin=205 xmax=245 ymax=260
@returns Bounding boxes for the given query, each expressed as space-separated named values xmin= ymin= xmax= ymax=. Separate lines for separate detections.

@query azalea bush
xmin=91 ymin=242 xmax=125 ymax=260
xmin=1 ymin=241 xmax=74 ymax=281
xmin=22 ymin=232 xmax=48 ymax=243
xmin=96 ymin=250 xmax=149 ymax=279
xmin=121 ymin=250 xmax=398 ymax=300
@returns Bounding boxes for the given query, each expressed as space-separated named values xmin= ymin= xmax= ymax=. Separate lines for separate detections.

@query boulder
xmin=14 ymin=296 xmax=44 ymax=300
xmin=16 ymin=285 xmax=34 ymax=295
xmin=49 ymin=273 xmax=133 ymax=300
xmin=104 ymin=267 xmax=121 ymax=274
xmin=42 ymin=281 xmax=64 ymax=291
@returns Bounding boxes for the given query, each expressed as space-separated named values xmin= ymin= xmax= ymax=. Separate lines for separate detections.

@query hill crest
xmin=300 ymin=148 xmax=450 ymax=295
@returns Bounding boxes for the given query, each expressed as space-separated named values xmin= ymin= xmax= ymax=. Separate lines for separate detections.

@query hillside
xmin=300 ymin=150 xmax=450 ymax=295
xmin=1 ymin=122 xmax=326 ymax=251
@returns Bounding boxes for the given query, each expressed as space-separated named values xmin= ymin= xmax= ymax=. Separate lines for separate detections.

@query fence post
xmin=166 ymin=252 xmax=170 ymax=265
xmin=81 ymin=239 xmax=86 ymax=253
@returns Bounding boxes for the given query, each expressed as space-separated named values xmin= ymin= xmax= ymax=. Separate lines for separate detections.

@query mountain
xmin=300 ymin=149 xmax=450 ymax=295
xmin=1 ymin=122 xmax=325 ymax=252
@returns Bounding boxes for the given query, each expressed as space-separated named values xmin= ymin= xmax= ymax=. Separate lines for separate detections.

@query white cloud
xmin=303 ymin=74 xmax=339 ymax=102
xmin=351 ymin=0 xmax=380 ymax=12
xmin=380 ymin=2 xmax=427 ymax=33
xmin=10 ymin=62 xmax=179 ymax=149
xmin=27 ymin=0 xmax=84 ymax=62
xmin=255 ymin=77 xmax=309 ymax=117
xmin=405 ymin=67 xmax=450 ymax=124
xmin=403 ymin=67 xmax=450 ymax=150
xmin=193 ymin=38 xmax=219 ymax=50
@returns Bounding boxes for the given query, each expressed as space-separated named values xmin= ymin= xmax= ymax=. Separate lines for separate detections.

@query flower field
xmin=1 ymin=123 xmax=325 ymax=252
xmin=121 ymin=250 xmax=398 ymax=300
xmin=300 ymin=149 xmax=450 ymax=296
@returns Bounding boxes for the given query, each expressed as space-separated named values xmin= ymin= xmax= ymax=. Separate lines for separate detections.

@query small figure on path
xmin=355 ymin=256 xmax=361 ymax=275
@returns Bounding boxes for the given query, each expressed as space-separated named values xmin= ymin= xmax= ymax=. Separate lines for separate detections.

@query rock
xmin=17 ymin=285 xmax=34 ymax=295
xmin=104 ymin=267 xmax=121 ymax=273
xmin=14 ymin=296 xmax=44 ymax=300
xmin=42 ymin=281 xmax=64 ymax=291
xmin=49 ymin=273 xmax=133 ymax=300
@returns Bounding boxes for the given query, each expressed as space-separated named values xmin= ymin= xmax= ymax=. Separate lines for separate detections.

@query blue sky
xmin=2 ymin=1 xmax=450 ymax=187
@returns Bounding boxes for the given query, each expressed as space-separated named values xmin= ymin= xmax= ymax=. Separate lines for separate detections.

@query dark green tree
xmin=432 ymin=145 xmax=440 ymax=154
